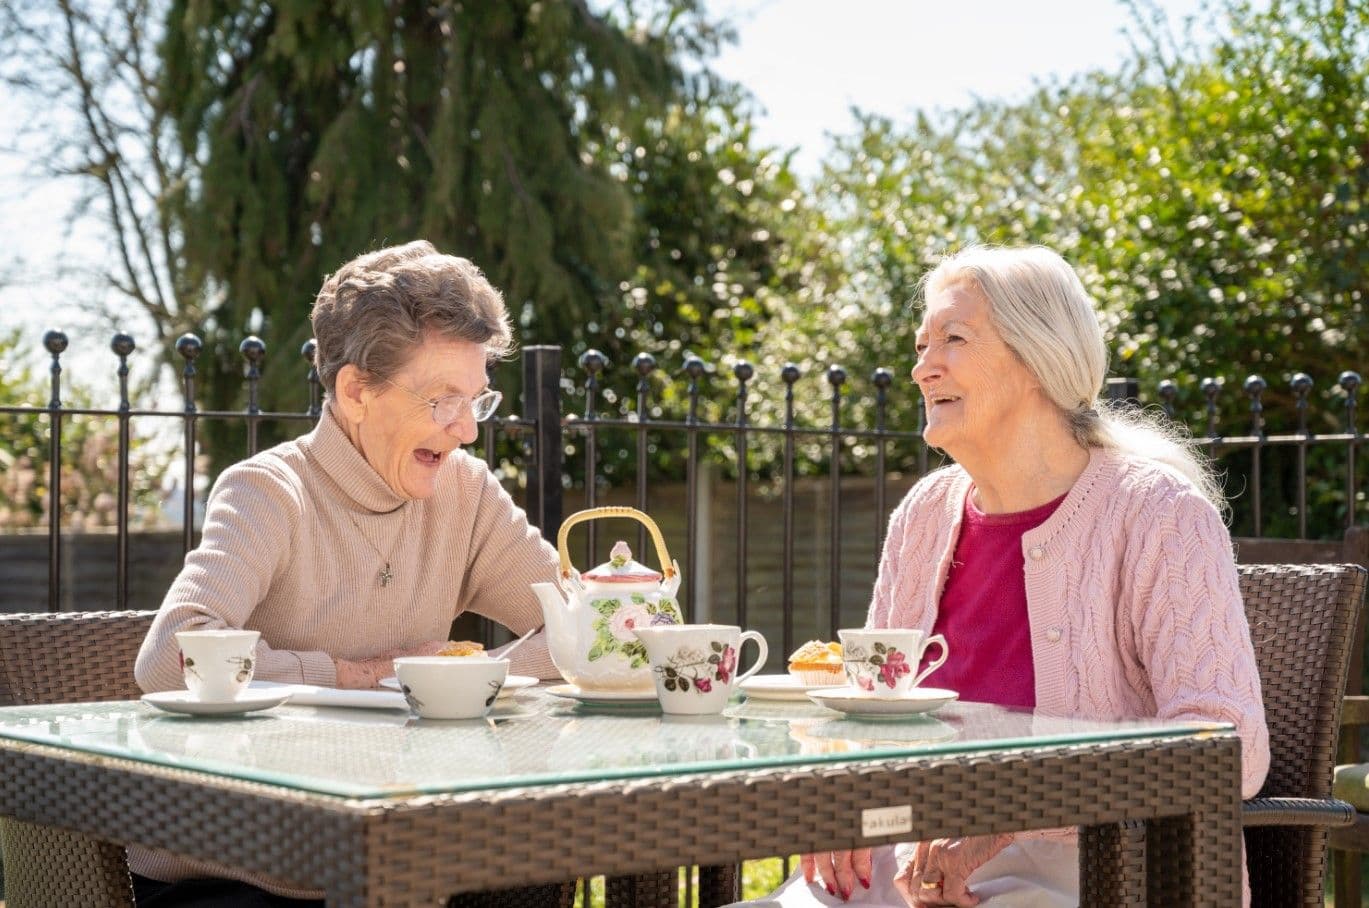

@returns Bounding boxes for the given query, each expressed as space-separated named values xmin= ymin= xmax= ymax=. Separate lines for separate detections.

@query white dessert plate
xmin=141 ymin=689 xmax=292 ymax=717
xmin=379 ymin=674 xmax=538 ymax=699
xmin=739 ymin=674 xmax=829 ymax=702
xmin=806 ymin=687 xmax=958 ymax=719
xmin=544 ymin=683 xmax=660 ymax=708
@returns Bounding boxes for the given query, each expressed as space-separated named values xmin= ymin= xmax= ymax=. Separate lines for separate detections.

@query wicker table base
xmin=0 ymin=730 xmax=1241 ymax=907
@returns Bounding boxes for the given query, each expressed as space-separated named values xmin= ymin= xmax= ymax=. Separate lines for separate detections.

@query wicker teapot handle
xmin=556 ymin=507 xmax=675 ymax=581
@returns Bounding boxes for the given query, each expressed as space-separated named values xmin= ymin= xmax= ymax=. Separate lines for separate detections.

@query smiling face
xmin=911 ymin=280 xmax=1043 ymax=461
xmin=334 ymin=332 xmax=488 ymax=499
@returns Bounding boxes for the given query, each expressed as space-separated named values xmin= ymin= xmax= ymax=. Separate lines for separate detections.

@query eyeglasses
xmin=383 ymin=379 xmax=503 ymax=426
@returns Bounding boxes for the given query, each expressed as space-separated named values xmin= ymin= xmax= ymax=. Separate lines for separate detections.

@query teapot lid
xmin=581 ymin=540 xmax=664 ymax=583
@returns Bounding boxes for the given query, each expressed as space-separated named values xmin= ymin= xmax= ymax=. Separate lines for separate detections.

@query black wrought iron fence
xmin=0 ymin=331 xmax=1364 ymax=639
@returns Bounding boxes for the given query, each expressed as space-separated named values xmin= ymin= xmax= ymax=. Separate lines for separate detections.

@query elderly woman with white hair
xmin=740 ymin=245 xmax=1269 ymax=908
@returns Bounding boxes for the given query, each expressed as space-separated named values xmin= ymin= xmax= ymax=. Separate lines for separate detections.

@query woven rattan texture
xmin=0 ymin=610 xmax=154 ymax=908
xmin=447 ymin=881 xmax=575 ymax=907
xmin=1239 ymin=563 xmax=1367 ymax=906
xmin=0 ymin=610 xmax=153 ymax=706
xmin=605 ymin=871 xmax=675 ymax=904
xmin=1078 ymin=819 xmax=1146 ymax=904
xmin=0 ymin=817 xmax=135 ymax=908
xmin=696 ymin=865 xmax=740 ymax=905
xmin=360 ymin=735 xmax=1242 ymax=906
xmin=0 ymin=717 xmax=1243 ymax=906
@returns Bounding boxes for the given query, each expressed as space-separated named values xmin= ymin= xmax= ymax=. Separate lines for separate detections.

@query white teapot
xmin=531 ymin=507 xmax=683 ymax=691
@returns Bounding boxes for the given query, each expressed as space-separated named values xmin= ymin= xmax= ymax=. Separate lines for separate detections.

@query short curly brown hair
xmin=310 ymin=240 xmax=514 ymax=395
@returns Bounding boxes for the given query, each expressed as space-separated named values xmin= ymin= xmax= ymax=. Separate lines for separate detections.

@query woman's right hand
xmin=333 ymin=640 xmax=449 ymax=689
xmin=801 ymin=848 xmax=873 ymax=901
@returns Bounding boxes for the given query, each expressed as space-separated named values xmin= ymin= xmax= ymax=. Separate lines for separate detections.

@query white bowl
xmin=392 ymin=656 xmax=509 ymax=720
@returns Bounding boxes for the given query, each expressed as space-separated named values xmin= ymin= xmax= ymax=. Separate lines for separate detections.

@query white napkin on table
xmin=249 ymin=680 xmax=408 ymax=710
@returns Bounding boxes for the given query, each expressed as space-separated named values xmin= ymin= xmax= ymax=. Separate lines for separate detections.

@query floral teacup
xmin=632 ymin=624 xmax=768 ymax=715
xmin=838 ymin=628 xmax=948 ymax=699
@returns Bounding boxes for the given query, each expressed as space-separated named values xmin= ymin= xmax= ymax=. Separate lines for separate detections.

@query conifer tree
xmin=163 ymin=0 xmax=725 ymax=447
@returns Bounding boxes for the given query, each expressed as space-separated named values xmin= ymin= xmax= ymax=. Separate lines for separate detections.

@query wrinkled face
xmin=352 ymin=333 xmax=488 ymax=500
xmin=911 ymin=281 xmax=1040 ymax=459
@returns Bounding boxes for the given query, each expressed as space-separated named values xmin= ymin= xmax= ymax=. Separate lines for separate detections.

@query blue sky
xmin=0 ymin=0 xmax=1210 ymax=364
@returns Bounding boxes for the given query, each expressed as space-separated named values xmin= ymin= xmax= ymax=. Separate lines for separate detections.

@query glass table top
xmin=0 ymin=688 xmax=1231 ymax=800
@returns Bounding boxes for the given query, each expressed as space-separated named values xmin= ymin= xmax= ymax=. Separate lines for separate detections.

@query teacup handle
xmin=735 ymin=631 xmax=769 ymax=686
xmin=910 ymin=634 xmax=949 ymax=687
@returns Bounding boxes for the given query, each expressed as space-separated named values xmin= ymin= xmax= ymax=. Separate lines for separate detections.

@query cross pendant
xmin=379 ymin=563 xmax=393 ymax=587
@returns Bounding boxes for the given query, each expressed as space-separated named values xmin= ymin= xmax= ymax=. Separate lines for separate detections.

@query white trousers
xmin=724 ymin=839 xmax=1078 ymax=908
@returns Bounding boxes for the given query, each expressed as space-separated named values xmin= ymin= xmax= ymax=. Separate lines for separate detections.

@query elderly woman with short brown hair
xmin=133 ymin=240 xmax=561 ymax=906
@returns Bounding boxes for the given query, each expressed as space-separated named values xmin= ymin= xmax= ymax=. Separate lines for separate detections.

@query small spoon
xmin=496 ymin=625 xmax=541 ymax=661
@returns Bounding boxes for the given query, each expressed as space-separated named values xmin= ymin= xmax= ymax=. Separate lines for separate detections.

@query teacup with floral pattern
xmin=838 ymin=628 xmax=948 ymax=699
xmin=633 ymin=624 xmax=768 ymax=715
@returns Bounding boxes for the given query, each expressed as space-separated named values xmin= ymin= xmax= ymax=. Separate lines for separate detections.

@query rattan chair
xmin=1238 ymin=563 xmax=1366 ymax=906
xmin=1235 ymin=528 xmax=1369 ymax=906
xmin=0 ymin=610 xmax=578 ymax=908
xmin=0 ymin=609 xmax=153 ymax=908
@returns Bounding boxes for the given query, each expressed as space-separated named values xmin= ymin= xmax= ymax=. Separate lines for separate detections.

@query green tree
xmin=163 ymin=0 xmax=731 ymax=467
xmin=754 ymin=0 xmax=1367 ymax=533
xmin=580 ymin=83 xmax=815 ymax=482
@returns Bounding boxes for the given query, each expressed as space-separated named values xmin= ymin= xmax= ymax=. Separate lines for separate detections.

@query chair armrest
xmin=1242 ymin=796 xmax=1357 ymax=828
xmin=1342 ymin=695 xmax=1369 ymax=726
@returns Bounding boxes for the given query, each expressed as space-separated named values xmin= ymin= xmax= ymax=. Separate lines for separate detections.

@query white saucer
xmin=739 ymin=674 xmax=828 ymax=702
xmin=806 ymin=687 xmax=958 ymax=719
xmin=379 ymin=674 xmax=538 ymax=699
xmin=544 ymin=683 xmax=660 ymax=708
xmin=141 ymin=689 xmax=292 ymax=717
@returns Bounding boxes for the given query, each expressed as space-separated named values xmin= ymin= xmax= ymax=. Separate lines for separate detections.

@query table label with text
xmin=861 ymin=804 xmax=912 ymax=838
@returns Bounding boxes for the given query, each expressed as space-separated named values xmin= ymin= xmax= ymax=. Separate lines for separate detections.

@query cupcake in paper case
xmin=438 ymin=640 xmax=486 ymax=658
xmin=787 ymin=640 xmax=845 ymax=686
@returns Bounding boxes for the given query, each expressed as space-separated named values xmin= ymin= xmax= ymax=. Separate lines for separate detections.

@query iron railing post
xmin=43 ymin=330 xmax=67 ymax=612
xmin=579 ymin=349 xmax=605 ymax=564
xmin=302 ymin=339 xmax=321 ymax=420
xmin=176 ymin=334 xmax=202 ymax=556
xmin=827 ymin=364 xmax=846 ymax=637
xmin=523 ymin=345 xmax=564 ymax=544
xmin=1105 ymin=376 xmax=1140 ymax=408
xmin=241 ymin=336 xmax=265 ymax=456
xmin=633 ymin=353 xmax=657 ymax=556
xmin=112 ymin=332 xmax=135 ymax=610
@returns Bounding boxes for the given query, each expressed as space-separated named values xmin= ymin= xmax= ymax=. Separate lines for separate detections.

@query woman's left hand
xmin=892 ymin=834 xmax=1012 ymax=907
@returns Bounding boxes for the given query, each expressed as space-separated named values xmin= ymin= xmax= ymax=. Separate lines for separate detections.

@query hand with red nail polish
xmin=801 ymin=848 xmax=874 ymax=902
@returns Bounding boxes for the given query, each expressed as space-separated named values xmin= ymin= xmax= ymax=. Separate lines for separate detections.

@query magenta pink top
xmin=926 ymin=491 xmax=1066 ymax=708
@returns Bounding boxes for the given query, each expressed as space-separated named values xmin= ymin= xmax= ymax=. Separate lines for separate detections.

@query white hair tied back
xmin=921 ymin=245 xmax=1226 ymax=514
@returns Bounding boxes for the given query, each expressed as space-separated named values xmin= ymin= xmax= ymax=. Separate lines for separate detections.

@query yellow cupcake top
xmin=438 ymin=640 xmax=486 ymax=657
xmin=788 ymin=640 xmax=843 ymax=666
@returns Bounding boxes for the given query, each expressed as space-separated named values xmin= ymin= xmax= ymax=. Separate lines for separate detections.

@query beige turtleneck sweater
xmin=131 ymin=404 xmax=560 ymax=895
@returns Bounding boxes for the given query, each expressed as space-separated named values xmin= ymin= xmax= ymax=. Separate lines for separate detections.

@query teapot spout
xmin=532 ymin=580 xmax=576 ymax=681
xmin=531 ymin=581 xmax=568 ymax=633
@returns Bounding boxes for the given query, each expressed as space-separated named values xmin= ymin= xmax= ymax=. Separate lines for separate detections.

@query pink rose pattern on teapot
xmin=589 ymin=595 xmax=681 ymax=668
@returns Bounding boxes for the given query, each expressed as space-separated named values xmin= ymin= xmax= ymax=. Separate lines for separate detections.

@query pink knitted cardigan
xmin=868 ymin=446 xmax=1270 ymax=799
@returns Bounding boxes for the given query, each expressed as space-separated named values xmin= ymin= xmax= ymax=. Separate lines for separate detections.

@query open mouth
xmin=929 ymin=395 xmax=961 ymax=408
xmin=414 ymin=448 xmax=445 ymax=466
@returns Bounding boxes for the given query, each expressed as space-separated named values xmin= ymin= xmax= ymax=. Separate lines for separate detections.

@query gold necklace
xmin=345 ymin=506 xmax=407 ymax=588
